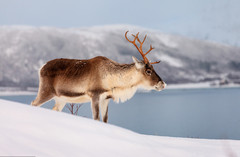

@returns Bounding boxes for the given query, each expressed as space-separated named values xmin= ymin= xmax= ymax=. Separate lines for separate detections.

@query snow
xmin=0 ymin=87 xmax=37 ymax=96
xmin=158 ymin=54 xmax=183 ymax=68
xmin=0 ymin=99 xmax=240 ymax=157
xmin=0 ymin=91 xmax=36 ymax=96
xmin=155 ymin=34 xmax=178 ymax=48
xmin=167 ymin=82 xmax=240 ymax=90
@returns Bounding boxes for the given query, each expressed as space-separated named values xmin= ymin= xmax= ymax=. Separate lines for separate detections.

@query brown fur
xmin=32 ymin=56 xmax=165 ymax=123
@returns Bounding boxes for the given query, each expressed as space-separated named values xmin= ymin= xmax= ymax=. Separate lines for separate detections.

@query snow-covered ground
xmin=0 ymin=99 xmax=239 ymax=157
xmin=167 ymin=82 xmax=240 ymax=89
xmin=0 ymin=90 xmax=36 ymax=96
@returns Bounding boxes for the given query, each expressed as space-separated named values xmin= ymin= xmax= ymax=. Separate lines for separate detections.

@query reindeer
xmin=31 ymin=31 xmax=166 ymax=123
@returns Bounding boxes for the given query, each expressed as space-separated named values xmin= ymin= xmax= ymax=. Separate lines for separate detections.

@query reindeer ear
xmin=132 ymin=56 xmax=144 ymax=69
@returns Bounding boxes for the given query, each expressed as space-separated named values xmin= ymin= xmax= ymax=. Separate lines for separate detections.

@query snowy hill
xmin=0 ymin=25 xmax=240 ymax=88
xmin=0 ymin=98 xmax=240 ymax=157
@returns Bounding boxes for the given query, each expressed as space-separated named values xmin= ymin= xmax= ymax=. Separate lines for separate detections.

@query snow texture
xmin=0 ymin=25 xmax=240 ymax=87
xmin=0 ymin=98 xmax=240 ymax=157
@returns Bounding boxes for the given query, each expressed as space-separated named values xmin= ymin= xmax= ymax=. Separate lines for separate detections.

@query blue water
xmin=1 ymin=87 xmax=240 ymax=140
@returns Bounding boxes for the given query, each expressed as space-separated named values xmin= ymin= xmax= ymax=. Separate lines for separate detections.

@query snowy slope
xmin=0 ymin=99 xmax=240 ymax=157
xmin=0 ymin=25 xmax=240 ymax=88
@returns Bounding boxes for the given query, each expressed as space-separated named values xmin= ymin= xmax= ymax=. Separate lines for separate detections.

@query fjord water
xmin=1 ymin=87 xmax=239 ymax=140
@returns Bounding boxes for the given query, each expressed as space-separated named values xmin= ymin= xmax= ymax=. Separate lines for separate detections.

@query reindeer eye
xmin=146 ymin=69 xmax=152 ymax=76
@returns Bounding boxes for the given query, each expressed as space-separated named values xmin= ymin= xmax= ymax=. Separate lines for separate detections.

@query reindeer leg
xmin=100 ymin=99 xmax=109 ymax=123
xmin=91 ymin=95 xmax=100 ymax=121
xmin=31 ymin=77 xmax=54 ymax=107
xmin=31 ymin=88 xmax=54 ymax=107
xmin=53 ymin=98 xmax=66 ymax=111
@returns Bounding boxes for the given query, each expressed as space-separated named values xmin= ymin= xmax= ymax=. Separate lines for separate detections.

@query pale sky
xmin=1 ymin=0 xmax=239 ymax=46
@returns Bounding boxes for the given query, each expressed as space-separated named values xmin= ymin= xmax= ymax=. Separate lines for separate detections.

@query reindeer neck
xmin=104 ymin=62 xmax=142 ymax=103
xmin=110 ymin=63 xmax=141 ymax=88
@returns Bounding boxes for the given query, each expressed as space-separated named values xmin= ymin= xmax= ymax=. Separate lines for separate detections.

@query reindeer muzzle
xmin=155 ymin=81 xmax=167 ymax=91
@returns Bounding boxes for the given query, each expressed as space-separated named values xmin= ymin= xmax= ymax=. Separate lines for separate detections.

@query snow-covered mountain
xmin=0 ymin=25 xmax=240 ymax=88
xmin=1 ymin=98 xmax=240 ymax=157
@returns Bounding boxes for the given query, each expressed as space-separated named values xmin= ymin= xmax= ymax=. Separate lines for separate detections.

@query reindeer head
xmin=125 ymin=31 xmax=166 ymax=91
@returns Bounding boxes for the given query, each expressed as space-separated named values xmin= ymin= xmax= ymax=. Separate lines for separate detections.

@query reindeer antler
xmin=125 ymin=31 xmax=160 ymax=65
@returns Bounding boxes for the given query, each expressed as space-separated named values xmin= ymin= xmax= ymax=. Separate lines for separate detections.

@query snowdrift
xmin=0 ymin=99 xmax=240 ymax=157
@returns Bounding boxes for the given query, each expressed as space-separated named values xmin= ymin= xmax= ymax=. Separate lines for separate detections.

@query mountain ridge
xmin=0 ymin=25 xmax=240 ymax=88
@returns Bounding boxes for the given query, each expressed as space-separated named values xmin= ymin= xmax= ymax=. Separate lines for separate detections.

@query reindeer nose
xmin=155 ymin=81 xmax=167 ymax=91
xmin=162 ymin=81 xmax=167 ymax=89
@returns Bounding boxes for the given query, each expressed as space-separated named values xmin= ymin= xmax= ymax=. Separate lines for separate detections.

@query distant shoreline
xmin=1 ymin=82 xmax=240 ymax=96
xmin=166 ymin=82 xmax=240 ymax=90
